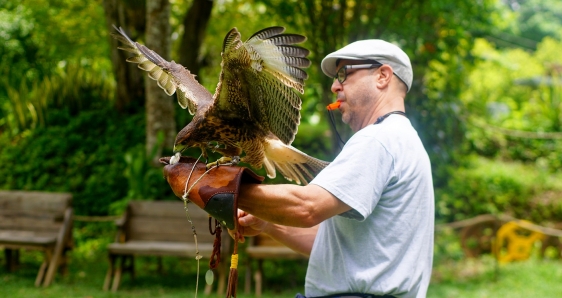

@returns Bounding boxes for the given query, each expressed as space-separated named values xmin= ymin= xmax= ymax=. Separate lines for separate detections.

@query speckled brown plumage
xmin=113 ymin=26 xmax=328 ymax=184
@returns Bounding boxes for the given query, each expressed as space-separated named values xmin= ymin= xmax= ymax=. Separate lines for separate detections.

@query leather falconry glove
xmin=161 ymin=156 xmax=264 ymax=298
xmin=160 ymin=156 xmax=264 ymax=230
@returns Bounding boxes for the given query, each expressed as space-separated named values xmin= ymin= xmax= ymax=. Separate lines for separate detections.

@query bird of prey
xmin=112 ymin=26 xmax=328 ymax=185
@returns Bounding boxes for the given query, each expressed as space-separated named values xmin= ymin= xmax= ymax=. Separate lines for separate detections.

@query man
xmin=232 ymin=40 xmax=435 ymax=298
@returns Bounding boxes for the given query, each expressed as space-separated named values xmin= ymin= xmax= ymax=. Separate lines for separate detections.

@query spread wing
xmin=212 ymin=26 xmax=310 ymax=144
xmin=111 ymin=26 xmax=213 ymax=114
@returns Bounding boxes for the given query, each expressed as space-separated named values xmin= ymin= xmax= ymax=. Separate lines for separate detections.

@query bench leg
xmin=111 ymin=255 xmax=125 ymax=292
xmin=204 ymin=281 xmax=212 ymax=295
xmin=127 ymin=255 xmax=135 ymax=280
xmin=103 ymin=254 xmax=116 ymax=291
xmin=217 ymin=261 xmax=226 ymax=295
xmin=5 ymin=249 xmax=19 ymax=272
xmin=157 ymin=256 xmax=163 ymax=274
xmin=43 ymin=247 xmax=60 ymax=287
xmin=35 ymin=249 xmax=53 ymax=287
xmin=60 ymin=249 xmax=70 ymax=276
xmin=35 ymin=260 xmax=48 ymax=287
xmin=254 ymin=259 xmax=263 ymax=298
xmin=244 ymin=259 xmax=252 ymax=294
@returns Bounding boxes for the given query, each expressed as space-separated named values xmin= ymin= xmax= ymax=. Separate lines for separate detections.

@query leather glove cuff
xmin=161 ymin=156 xmax=264 ymax=229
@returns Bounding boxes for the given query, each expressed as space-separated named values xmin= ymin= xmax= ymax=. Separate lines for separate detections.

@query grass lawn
xmin=1 ymin=248 xmax=561 ymax=297
xmin=428 ymin=256 xmax=562 ymax=297
xmin=0 ymin=248 xmax=304 ymax=298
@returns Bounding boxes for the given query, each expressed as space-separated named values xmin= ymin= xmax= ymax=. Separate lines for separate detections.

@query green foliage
xmin=505 ymin=0 xmax=562 ymax=45
xmin=461 ymin=37 xmax=562 ymax=173
xmin=0 ymin=106 xmax=171 ymax=216
xmin=0 ymin=0 xmax=109 ymax=85
xmin=1 ymin=63 xmax=115 ymax=136
xmin=436 ymin=157 xmax=562 ymax=223
xmin=72 ymin=221 xmax=114 ymax=262
xmin=109 ymin=134 xmax=171 ymax=215
xmin=0 ymin=0 xmax=112 ymax=135
xmin=0 ymin=1 xmax=41 ymax=85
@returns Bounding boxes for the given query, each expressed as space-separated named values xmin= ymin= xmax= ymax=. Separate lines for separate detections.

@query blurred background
xmin=1 ymin=0 xmax=561 ymax=297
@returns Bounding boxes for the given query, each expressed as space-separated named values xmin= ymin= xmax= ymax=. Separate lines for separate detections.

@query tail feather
xmin=262 ymin=157 xmax=276 ymax=179
xmin=263 ymin=137 xmax=329 ymax=185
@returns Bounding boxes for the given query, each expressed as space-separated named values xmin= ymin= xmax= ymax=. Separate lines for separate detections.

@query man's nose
xmin=331 ymin=79 xmax=343 ymax=93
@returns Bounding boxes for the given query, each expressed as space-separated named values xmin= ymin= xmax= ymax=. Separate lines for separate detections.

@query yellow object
xmin=493 ymin=221 xmax=545 ymax=263
xmin=230 ymin=254 xmax=239 ymax=269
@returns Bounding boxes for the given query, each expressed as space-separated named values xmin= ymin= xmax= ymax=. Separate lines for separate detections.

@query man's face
xmin=331 ymin=59 xmax=379 ymax=132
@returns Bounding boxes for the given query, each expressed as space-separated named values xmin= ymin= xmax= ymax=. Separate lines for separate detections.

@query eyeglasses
xmin=335 ymin=63 xmax=382 ymax=84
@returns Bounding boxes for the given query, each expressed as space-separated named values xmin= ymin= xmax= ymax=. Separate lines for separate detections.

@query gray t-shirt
xmin=307 ymin=115 xmax=434 ymax=298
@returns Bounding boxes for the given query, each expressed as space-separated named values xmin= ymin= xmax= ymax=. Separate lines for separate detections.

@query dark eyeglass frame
xmin=335 ymin=63 xmax=383 ymax=84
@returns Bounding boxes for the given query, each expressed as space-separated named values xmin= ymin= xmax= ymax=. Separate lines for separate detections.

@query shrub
xmin=0 ymin=106 xmax=173 ymax=216
xmin=436 ymin=156 xmax=562 ymax=223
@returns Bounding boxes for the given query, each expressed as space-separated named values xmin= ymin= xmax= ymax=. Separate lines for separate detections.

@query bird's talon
xmin=206 ymin=162 xmax=216 ymax=170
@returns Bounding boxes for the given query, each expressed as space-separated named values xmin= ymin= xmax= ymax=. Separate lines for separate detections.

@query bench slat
xmin=0 ymin=230 xmax=58 ymax=246
xmin=0 ymin=191 xmax=71 ymax=215
xmin=0 ymin=215 xmax=62 ymax=232
xmin=127 ymin=201 xmax=207 ymax=217
xmin=108 ymin=240 xmax=215 ymax=257
xmin=127 ymin=217 xmax=216 ymax=242
xmin=246 ymin=246 xmax=307 ymax=259
xmin=0 ymin=210 xmax=62 ymax=220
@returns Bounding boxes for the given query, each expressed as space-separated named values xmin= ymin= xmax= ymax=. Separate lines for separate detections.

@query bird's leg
xmin=218 ymin=156 xmax=241 ymax=165
xmin=206 ymin=156 xmax=241 ymax=170
xmin=205 ymin=145 xmax=242 ymax=169
xmin=200 ymin=145 xmax=210 ymax=163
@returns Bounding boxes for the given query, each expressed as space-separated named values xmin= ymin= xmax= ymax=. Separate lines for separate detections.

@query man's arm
xmin=233 ymin=183 xmax=351 ymax=256
xmin=235 ymin=211 xmax=319 ymax=256
xmin=238 ymin=183 xmax=351 ymax=228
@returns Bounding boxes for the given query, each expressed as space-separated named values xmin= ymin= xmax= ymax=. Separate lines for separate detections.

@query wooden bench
xmin=103 ymin=200 xmax=231 ymax=293
xmin=244 ymin=233 xmax=308 ymax=297
xmin=0 ymin=190 xmax=73 ymax=287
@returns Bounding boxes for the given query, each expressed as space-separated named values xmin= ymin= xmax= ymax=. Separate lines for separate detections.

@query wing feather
xmin=265 ymin=34 xmax=307 ymax=45
xmin=248 ymin=26 xmax=286 ymax=40
xmin=213 ymin=26 xmax=310 ymax=144
xmin=126 ymin=56 xmax=147 ymax=64
xmin=157 ymin=72 xmax=169 ymax=90
xmin=276 ymin=45 xmax=310 ymax=58
xmin=139 ymin=60 xmax=157 ymax=71
xmin=111 ymin=25 xmax=213 ymax=114
xmin=148 ymin=67 xmax=163 ymax=80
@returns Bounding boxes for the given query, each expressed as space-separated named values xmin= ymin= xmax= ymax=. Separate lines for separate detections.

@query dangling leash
xmin=179 ymin=153 xmax=243 ymax=298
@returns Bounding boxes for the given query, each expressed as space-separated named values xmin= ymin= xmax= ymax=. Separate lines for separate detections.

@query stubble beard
xmin=344 ymin=89 xmax=376 ymax=131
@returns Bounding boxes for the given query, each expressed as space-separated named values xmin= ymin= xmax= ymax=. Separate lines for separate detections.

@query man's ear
xmin=375 ymin=65 xmax=393 ymax=89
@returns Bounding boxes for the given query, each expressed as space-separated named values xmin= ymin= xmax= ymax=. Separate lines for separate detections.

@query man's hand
xmin=229 ymin=209 xmax=269 ymax=243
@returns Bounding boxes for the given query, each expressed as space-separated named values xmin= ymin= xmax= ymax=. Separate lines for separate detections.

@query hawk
xmin=112 ymin=26 xmax=328 ymax=185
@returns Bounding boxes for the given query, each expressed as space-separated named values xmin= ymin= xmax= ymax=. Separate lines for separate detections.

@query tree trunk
xmin=145 ymin=0 xmax=176 ymax=161
xmin=103 ymin=0 xmax=146 ymax=113
xmin=178 ymin=0 xmax=214 ymax=81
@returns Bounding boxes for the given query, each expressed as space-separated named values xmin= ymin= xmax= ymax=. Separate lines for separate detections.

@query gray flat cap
xmin=321 ymin=40 xmax=413 ymax=92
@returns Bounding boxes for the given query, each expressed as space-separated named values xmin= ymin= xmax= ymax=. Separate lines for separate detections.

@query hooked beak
xmin=173 ymin=142 xmax=186 ymax=153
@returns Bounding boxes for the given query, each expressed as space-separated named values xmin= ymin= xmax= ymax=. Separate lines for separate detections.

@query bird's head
xmin=173 ymin=125 xmax=196 ymax=153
